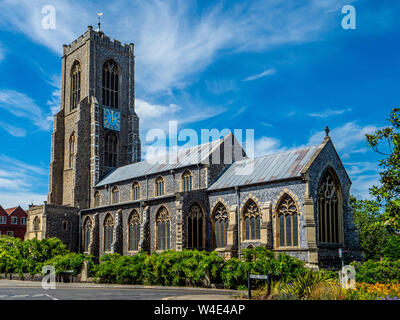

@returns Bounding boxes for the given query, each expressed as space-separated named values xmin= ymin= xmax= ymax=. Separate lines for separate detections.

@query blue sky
xmin=0 ymin=0 xmax=399 ymax=208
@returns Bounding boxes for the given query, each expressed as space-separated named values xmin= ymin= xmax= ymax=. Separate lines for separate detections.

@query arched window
xmin=132 ymin=182 xmax=140 ymax=201
xmin=83 ymin=217 xmax=92 ymax=252
xmin=242 ymin=199 xmax=261 ymax=241
xmin=102 ymin=60 xmax=119 ymax=109
xmin=276 ymin=194 xmax=299 ymax=247
xmin=318 ymin=169 xmax=341 ymax=244
xmin=62 ymin=220 xmax=68 ymax=231
xmin=156 ymin=206 xmax=171 ymax=250
xmin=94 ymin=191 xmax=101 ymax=207
xmin=71 ymin=61 xmax=81 ymax=110
xmin=128 ymin=210 xmax=140 ymax=251
xmin=104 ymin=213 xmax=114 ymax=252
xmin=212 ymin=203 xmax=229 ymax=248
xmin=33 ymin=216 xmax=40 ymax=231
xmin=69 ymin=132 xmax=75 ymax=168
xmin=111 ymin=187 xmax=119 ymax=204
xmin=155 ymin=177 xmax=164 ymax=196
xmin=187 ymin=203 xmax=204 ymax=249
xmin=182 ymin=171 xmax=193 ymax=192
xmin=104 ymin=132 xmax=118 ymax=168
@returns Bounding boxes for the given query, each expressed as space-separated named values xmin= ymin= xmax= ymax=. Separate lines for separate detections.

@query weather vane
xmin=97 ymin=12 xmax=103 ymax=32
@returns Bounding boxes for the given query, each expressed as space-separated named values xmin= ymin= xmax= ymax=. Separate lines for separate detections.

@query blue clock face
xmin=103 ymin=108 xmax=121 ymax=131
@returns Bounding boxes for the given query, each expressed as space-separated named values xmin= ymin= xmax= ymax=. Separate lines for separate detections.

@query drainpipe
xmin=235 ymin=186 xmax=241 ymax=259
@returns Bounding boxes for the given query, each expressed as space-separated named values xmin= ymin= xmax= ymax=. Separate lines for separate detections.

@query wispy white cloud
xmin=344 ymin=161 xmax=381 ymax=199
xmin=0 ymin=89 xmax=52 ymax=131
xmin=0 ymin=155 xmax=47 ymax=209
xmin=206 ymin=79 xmax=237 ymax=95
xmin=0 ymin=0 xmax=355 ymax=93
xmin=243 ymin=68 xmax=276 ymax=81
xmin=308 ymin=107 xmax=352 ymax=118
xmin=0 ymin=120 xmax=26 ymax=137
xmin=254 ymin=136 xmax=286 ymax=157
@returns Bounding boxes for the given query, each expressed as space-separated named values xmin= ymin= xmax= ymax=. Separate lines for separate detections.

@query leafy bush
xmin=352 ymin=258 xmax=400 ymax=284
xmin=44 ymin=253 xmax=94 ymax=275
xmin=0 ymin=237 xmax=69 ymax=275
xmin=383 ymin=235 xmax=400 ymax=260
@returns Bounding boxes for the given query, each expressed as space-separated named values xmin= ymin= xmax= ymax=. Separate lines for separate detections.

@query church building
xmin=26 ymin=26 xmax=361 ymax=268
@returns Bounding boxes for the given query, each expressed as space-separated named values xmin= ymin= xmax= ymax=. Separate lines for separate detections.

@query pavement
xmin=0 ymin=279 xmax=242 ymax=300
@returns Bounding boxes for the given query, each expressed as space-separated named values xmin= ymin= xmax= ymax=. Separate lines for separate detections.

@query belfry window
xmin=128 ymin=210 xmax=140 ymax=251
xmin=83 ymin=217 xmax=92 ymax=252
xmin=104 ymin=213 xmax=114 ymax=252
xmin=276 ymin=194 xmax=299 ymax=247
xmin=213 ymin=203 xmax=229 ymax=248
xmin=102 ymin=60 xmax=119 ymax=109
xmin=104 ymin=132 xmax=118 ymax=168
xmin=243 ymin=199 xmax=261 ymax=241
xmin=318 ymin=169 xmax=341 ymax=244
xmin=156 ymin=206 xmax=171 ymax=250
xmin=187 ymin=203 xmax=204 ymax=249
xmin=71 ymin=61 xmax=81 ymax=110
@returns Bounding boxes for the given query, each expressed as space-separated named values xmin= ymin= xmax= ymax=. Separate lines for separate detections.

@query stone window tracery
xmin=128 ymin=210 xmax=140 ymax=251
xmin=318 ymin=169 xmax=341 ymax=244
xmin=213 ymin=203 xmax=229 ymax=248
xmin=104 ymin=132 xmax=118 ymax=168
xmin=83 ymin=217 xmax=92 ymax=252
xmin=187 ymin=203 xmax=204 ymax=249
xmin=156 ymin=206 xmax=170 ymax=250
xmin=277 ymin=194 xmax=299 ymax=247
xmin=182 ymin=171 xmax=193 ymax=192
xmin=243 ymin=200 xmax=260 ymax=241
xmin=71 ymin=61 xmax=81 ymax=110
xmin=104 ymin=213 xmax=114 ymax=252
xmin=155 ymin=177 xmax=164 ymax=196
xmin=102 ymin=60 xmax=119 ymax=109
xmin=132 ymin=182 xmax=140 ymax=201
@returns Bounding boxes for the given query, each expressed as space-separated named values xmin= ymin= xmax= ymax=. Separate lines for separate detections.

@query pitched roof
xmin=4 ymin=207 xmax=18 ymax=215
xmin=208 ymin=144 xmax=320 ymax=190
xmin=96 ymin=138 xmax=225 ymax=187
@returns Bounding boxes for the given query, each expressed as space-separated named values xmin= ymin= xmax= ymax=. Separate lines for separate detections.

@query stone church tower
xmin=48 ymin=26 xmax=141 ymax=210
xmin=26 ymin=26 xmax=141 ymax=249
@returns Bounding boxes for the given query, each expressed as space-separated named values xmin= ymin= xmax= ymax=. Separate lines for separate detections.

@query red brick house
xmin=0 ymin=206 xmax=27 ymax=239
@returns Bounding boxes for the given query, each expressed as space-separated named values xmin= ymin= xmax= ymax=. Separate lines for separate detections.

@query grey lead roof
xmin=207 ymin=145 xmax=320 ymax=190
xmin=96 ymin=138 xmax=224 ymax=187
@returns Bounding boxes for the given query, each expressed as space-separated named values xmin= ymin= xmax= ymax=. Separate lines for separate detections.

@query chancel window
xmin=33 ymin=216 xmax=40 ymax=231
xmin=277 ymin=194 xmax=299 ymax=247
xmin=104 ymin=214 xmax=114 ymax=252
xmin=182 ymin=171 xmax=193 ymax=192
xmin=69 ymin=132 xmax=75 ymax=168
xmin=155 ymin=177 xmax=164 ymax=196
xmin=213 ymin=203 xmax=229 ymax=248
xmin=318 ymin=169 xmax=341 ymax=244
xmin=104 ymin=132 xmax=118 ymax=168
xmin=83 ymin=217 xmax=92 ymax=252
xmin=187 ymin=203 xmax=204 ymax=249
xmin=132 ymin=182 xmax=140 ymax=201
xmin=243 ymin=200 xmax=261 ymax=241
xmin=128 ymin=210 xmax=140 ymax=251
xmin=71 ymin=61 xmax=81 ymax=110
xmin=111 ymin=187 xmax=119 ymax=204
xmin=102 ymin=60 xmax=119 ymax=109
xmin=156 ymin=206 xmax=171 ymax=250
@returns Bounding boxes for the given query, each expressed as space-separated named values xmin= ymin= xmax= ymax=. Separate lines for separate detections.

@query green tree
xmin=350 ymin=196 xmax=389 ymax=260
xmin=366 ymin=108 xmax=400 ymax=231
